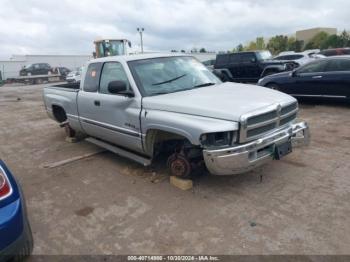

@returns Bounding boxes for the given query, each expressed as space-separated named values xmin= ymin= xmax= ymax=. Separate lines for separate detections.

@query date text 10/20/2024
xmin=127 ymin=255 xmax=220 ymax=261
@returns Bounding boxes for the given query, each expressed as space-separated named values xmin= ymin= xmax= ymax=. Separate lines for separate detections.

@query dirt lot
xmin=0 ymin=83 xmax=350 ymax=255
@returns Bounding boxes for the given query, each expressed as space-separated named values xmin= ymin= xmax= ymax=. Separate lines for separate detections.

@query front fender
xmin=213 ymin=68 xmax=233 ymax=79
xmin=142 ymin=110 xmax=239 ymax=146
xmin=261 ymin=65 xmax=286 ymax=77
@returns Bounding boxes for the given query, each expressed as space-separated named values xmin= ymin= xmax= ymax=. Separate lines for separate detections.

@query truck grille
xmin=239 ymin=102 xmax=298 ymax=143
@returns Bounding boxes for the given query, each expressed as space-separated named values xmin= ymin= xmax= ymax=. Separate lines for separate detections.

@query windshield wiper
xmin=192 ymin=82 xmax=216 ymax=88
xmin=152 ymin=74 xmax=187 ymax=86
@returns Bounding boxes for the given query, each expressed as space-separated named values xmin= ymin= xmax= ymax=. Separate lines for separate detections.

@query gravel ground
xmin=0 ymin=83 xmax=349 ymax=255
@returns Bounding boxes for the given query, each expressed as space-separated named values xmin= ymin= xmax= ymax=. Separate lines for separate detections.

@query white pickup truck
xmin=43 ymin=53 xmax=310 ymax=177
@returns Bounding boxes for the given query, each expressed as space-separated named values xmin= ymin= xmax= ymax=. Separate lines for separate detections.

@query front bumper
xmin=203 ymin=121 xmax=310 ymax=175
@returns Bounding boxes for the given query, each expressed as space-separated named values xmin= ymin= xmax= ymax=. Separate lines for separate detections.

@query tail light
xmin=0 ymin=166 xmax=12 ymax=200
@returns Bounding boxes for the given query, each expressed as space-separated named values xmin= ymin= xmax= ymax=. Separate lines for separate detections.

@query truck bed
xmin=51 ymin=82 xmax=80 ymax=90
xmin=43 ymin=83 xmax=80 ymax=125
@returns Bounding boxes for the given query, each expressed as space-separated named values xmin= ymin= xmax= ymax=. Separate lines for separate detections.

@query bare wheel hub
xmin=167 ymin=154 xmax=191 ymax=178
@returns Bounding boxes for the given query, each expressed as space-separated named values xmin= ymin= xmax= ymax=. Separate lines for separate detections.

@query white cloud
xmin=0 ymin=0 xmax=349 ymax=58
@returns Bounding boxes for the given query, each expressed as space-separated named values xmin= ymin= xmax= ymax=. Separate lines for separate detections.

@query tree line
xmin=233 ymin=30 xmax=350 ymax=55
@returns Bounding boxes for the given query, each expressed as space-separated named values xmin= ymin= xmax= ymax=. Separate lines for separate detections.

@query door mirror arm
xmin=291 ymin=69 xmax=299 ymax=77
xmin=119 ymin=90 xmax=135 ymax=97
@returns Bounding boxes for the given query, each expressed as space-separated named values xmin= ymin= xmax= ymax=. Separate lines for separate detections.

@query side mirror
xmin=108 ymin=81 xmax=134 ymax=97
xmin=128 ymin=41 xmax=132 ymax=48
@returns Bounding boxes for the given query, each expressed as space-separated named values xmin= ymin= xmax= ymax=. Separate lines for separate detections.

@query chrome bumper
xmin=203 ymin=121 xmax=310 ymax=175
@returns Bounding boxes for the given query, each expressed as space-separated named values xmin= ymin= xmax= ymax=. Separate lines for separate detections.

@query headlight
xmin=258 ymin=78 xmax=264 ymax=84
xmin=200 ymin=131 xmax=238 ymax=148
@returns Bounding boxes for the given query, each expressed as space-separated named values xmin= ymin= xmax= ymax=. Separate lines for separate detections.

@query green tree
xmin=244 ymin=41 xmax=257 ymax=51
xmin=236 ymin=43 xmax=244 ymax=52
xmin=266 ymin=35 xmax=288 ymax=54
xmin=287 ymin=37 xmax=303 ymax=52
xmin=304 ymin=31 xmax=329 ymax=50
xmin=339 ymin=30 xmax=350 ymax=47
xmin=199 ymin=48 xmax=207 ymax=53
xmin=256 ymin=37 xmax=265 ymax=50
xmin=321 ymin=34 xmax=341 ymax=49
xmin=191 ymin=47 xmax=198 ymax=53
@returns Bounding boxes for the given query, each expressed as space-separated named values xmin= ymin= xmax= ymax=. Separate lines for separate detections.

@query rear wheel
xmin=221 ymin=72 xmax=230 ymax=82
xmin=267 ymin=83 xmax=280 ymax=91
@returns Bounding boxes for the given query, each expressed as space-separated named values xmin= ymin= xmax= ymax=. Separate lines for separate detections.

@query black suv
xmin=214 ymin=51 xmax=298 ymax=83
xmin=19 ymin=63 xmax=52 ymax=76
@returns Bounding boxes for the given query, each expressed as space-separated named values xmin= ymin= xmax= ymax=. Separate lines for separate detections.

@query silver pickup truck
xmin=43 ymin=53 xmax=310 ymax=177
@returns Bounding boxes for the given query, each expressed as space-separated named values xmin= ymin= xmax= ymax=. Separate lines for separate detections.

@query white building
xmin=0 ymin=52 xmax=215 ymax=80
xmin=0 ymin=54 xmax=92 ymax=80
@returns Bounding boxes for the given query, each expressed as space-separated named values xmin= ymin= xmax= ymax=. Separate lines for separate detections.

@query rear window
xmin=83 ymin=63 xmax=102 ymax=92
xmin=215 ymin=55 xmax=230 ymax=66
xmin=229 ymin=53 xmax=241 ymax=63
xmin=240 ymin=53 xmax=255 ymax=63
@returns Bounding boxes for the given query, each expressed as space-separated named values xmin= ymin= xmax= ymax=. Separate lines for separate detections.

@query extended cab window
xmin=99 ymin=62 xmax=130 ymax=94
xmin=84 ymin=63 xmax=102 ymax=92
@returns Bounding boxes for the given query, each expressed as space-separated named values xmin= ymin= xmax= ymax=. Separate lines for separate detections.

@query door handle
xmin=94 ymin=100 xmax=100 ymax=106
xmin=312 ymin=76 xmax=322 ymax=79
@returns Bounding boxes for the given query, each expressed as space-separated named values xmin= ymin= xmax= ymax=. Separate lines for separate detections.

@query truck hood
xmin=142 ymin=82 xmax=296 ymax=121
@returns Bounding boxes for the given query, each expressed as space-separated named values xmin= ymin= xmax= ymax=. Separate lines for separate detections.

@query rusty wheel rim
xmin=169 ymin=155 xmax=191 ymax=178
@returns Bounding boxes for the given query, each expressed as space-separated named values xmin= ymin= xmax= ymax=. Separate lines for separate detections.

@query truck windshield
xmin=128 ymin=56 xmax=221 ymax=96
xmin=97 ymin=41 xmax=125 ymax=56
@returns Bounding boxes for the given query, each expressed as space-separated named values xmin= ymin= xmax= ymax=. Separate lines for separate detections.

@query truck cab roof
xmin=89 ymin=53 xmax=190 ymax=64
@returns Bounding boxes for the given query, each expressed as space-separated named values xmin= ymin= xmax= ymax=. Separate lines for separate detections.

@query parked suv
xmin=319 ymin=48 xmax=350 ymax=57
xmin=19 ymin=63 xmax=52 ymax=76
xmin=273 ymin=53 xmax=314 ymax=66
xmin=214 ymin=51 xmax=299 ymax=83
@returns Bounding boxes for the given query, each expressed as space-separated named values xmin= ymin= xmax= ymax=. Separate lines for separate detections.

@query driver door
xmin=289 ymin=60 xmax=329 ymax=96
xmin=78 ymin=62 xmax=143 ymax=154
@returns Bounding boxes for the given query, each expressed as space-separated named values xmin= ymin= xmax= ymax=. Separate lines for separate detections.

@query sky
xmin=0 ymin=0 xmax=349 ymax=59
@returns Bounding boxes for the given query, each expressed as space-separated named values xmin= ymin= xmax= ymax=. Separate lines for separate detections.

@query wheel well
xmin=144 ymin=130 xmax=192 ymax=157
xmin=52 ymin=105 xmax=67 ymax=123
xmin=262 ymin=68 xmax=279 ymax=77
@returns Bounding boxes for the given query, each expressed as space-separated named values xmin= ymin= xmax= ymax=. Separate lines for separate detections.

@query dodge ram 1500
xmin=43 ymin=53 xmax=310 ymax=177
